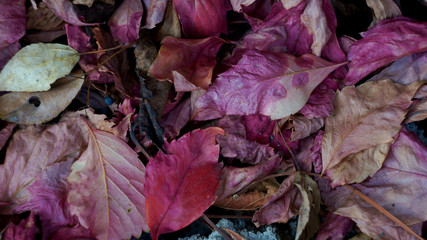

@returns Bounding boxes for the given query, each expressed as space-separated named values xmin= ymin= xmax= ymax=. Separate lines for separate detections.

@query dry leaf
xmin=72 ymin=0 xmax=95 ymax=7
xmin=155 ymin=0 xmax=181 ymax=41
xmin=293 ymin=173 xmax=320 ymax=240
xmin=0 ymin=43 xmax=80 ymax=92
xmin=26 ymin=2 xmax=64 ymax=31
xmin=322 ymin=79 xmax=424 ymax=187
xmin=221 ymin=228 xmax=247 ymax=240
xmin=366 ymin=0 xmax=401 ymax=27
xmin=0 ymin=70 xmax=84 ymax=124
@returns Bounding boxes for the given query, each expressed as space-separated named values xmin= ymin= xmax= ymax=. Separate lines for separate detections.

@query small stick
xmin=202 ymin=214 xmax=233 ymax=240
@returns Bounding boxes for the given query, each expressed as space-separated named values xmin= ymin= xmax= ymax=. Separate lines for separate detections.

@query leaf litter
xmin=0 ymin=0 xmax=426 ymax=240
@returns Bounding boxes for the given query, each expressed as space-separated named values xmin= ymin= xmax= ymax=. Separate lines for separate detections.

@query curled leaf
xmin=0 ymin=71 xmax=84 ymax=125
xmin=0 ymin=43 xmax=80 ymax=92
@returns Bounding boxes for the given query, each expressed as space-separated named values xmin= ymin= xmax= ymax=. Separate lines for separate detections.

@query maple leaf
xmin=144 ymin=127 xmax=224 ymax=240
xmin=195 ymin=49 xmax=345 ymax=120
xmin=322 ymin=79 xmax=424 ymax=187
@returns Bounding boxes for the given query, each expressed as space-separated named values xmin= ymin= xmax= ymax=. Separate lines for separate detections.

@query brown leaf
xmin=214 ymin=179 xmax=279 ymax=211
xmin=0 ymin=70 xmax=84 ymax=125
xmin=155 ymin=0 xmax=181 ymax=41
xmin=26 ymin=2 xmax=64 ymax=31
xmin=293 ymin=173 xmax=320 ymax=240
xmin=404 ymin=98 xmax=427 ymax=124
xmin=221 ymin=228 xmax=247 ymax=240
xmin=322 ymin=79 xmax=424 ymax=187
xmin=286 ymin=115 xmax=324 ymax=141
xmin=366 ymin=0 xmax=401 ymax=28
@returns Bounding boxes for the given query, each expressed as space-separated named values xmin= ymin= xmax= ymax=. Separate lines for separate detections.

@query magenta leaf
xmin=144 ymin=127 xmax=224 ymax=239
xmin=345 ymin=17 xmax=427 ymax=85
xmin=195 ymin=49 xmax=345 ymax=120
xmin=67 ymin=120 xmax=148 ymax=240
xmin=0 ymin=0 xmax=25 ymax=48
xmin=108 ymin=0 xmax=143 ymax=44
xmin=142 ymin=0 xmax=167 ymax=29
xmin=43 ymin=0 xmax=98 ymax=26
xmin=173 ymin=0 xmax=231 ymax=38
xmin=320 ymin=127 xmax=427 ymax=239
xmin=315 ymin=213 xmax=354 ymax=240
xmin=149 ymin=37 xmax=226 ymax=91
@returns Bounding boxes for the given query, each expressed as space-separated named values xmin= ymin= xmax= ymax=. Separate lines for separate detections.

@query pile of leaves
xmin=0 ymin=0 xmax=426 ymax=239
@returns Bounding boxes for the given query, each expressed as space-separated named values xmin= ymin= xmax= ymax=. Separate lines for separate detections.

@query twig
xmin=275 ymin=121 xmax=300 ymax=171
xmin=205 ymin=214 xmax=253 ymax=219
xmin=201 ymin=214 xmax=233 ymax=240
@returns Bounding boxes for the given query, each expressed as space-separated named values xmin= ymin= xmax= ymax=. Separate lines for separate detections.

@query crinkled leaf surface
xmin=43 ymin=0 xmax=97 ymax=26
xmin=67 ymin=120 xmax=148 ymax=240
xmin=322 ymin=79 xmax=424 ymax=187
xmin=108 ymin=0 xmax=143 ymax=44
xmin=320 ymin=127 xmax=427 ymax=239
xmin=173 ymin=0 xmax=230 ymax=38
xmin=345 ymin=17 xmax=427 ymax=85
xmin=0 ymin=0 xmax=25 ymax=48
xmin=144 ymin=127 xmax=224 ymax=240
xmin=0 ymin=71 xmax=84 ymax=125
xmin=149 ymin=37 xmax=226 ymax=91
xmin=195 ymin=49 xmax=345 ymax=120
xmin=0 ymin=43 xmax=80 ymax=92
xmin=0 ymin=114 xmax=88 ymax=214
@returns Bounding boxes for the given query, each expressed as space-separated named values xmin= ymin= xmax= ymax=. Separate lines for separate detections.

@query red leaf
xmin=149 ymin=37 xmax=226 ymax=91
xmin=0 ymin=0 xmax=25 ymax=48
xmin=173 ymin=0 xmax=231 ymax=38
xmin=108 ymin=0 xmax=143 ymax=44
xmin=345 ymin=17 xmax=427 ymax=85
xmin=144 ymin=127 xmax=224 ymax=239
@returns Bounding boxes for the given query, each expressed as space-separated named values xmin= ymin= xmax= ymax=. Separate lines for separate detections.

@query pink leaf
xmin=315 ymin=213 xmax=354 ymax=240
xmin=108 ymin=0 xmax=143 ymax=44
xmin=160 ymin=98 xmax=191 ymax=139
xmin=195 ymin=49 xmax=345 ymax=120
xmin=173 ymin=0 xmax=231 ymax=38
xmin=3 ymin=212 xmax=39 ymax=240
xmin=144 ymin=127 xmax=224 ymax=239
xmin=66 ymin=120 xmax=148 ymax=240
xmin=149 ymin=37 xmax=226 ymax=91
xmin=345 ymin=17 xmax=427 ymax=85
xmin=0 ymin=42 xmax=20 ymax=71
xmin=287 ymin=115 xmax=324 ymax=141
xmin=0 ymin=123 xmax=16 ymax=151
xmin=43 ymin=0 xmax=98 ymax=26
xmin=0 ymin=0 xmax=25 ymax=48
xmin=142 ymin=0 xmax=168 ymax=29
xmin=320 ymin=127 xmax=427 ymax=239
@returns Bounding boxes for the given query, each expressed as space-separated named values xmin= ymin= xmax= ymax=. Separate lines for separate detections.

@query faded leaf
xmin=135 ymin=36 xmax=158 ymax=73
xmin=195 ymin=50 xmax=345 ymax=120
xmin=43 ymin=0 xmax=97 ymax=26
xmin=316 ymin=213 xmax=354 ymax=240
xmin=0 ymin=71 xmax=84 ymax=125
xmin=0 ymin=114 xmax=88 ymax=214
xmin=348 ymin=233 xmax=371 ymax=240
xmin=214 ymin=179 xmax=279 ymax=211
xmin=229 ymin=0 xmax=256 ymax=12
xmin=0 ymin=0 xmax=26 ymax=48
xmin=301 ymin=0 xmax=331 ymax=56
xmin=67 ymin=119 xmax=148 ymax=240
xmin=299 ymin=79 xmax=336 ymax=119
xmin=108 ymin=0 xmax=143 ymax=44
xmin=144 ymin=127 xmax=224 ymax=240
xmin=320 ymin=127 xmax=427 ymax=239
xmin=173 ymin=0 xmax=230 ymax=38
xmin=149 ymin=37 xmax=226 ymax=91
xmin=26 ymin=2 xmax=64 ymax=31
xmin=221 ymin=227 xmax=247 ymax=240
xmin=0 ymin=42 xmax=20 ymax=71
xmin=287 ymin=115 xmax=324 ymax=141
xmin=142 ymin=0 xmax=167 ymax=29
xmin=322 ymin=79 xmax=424 ymax=187
xmin=366 ymin=0 xmax=401 ymax=27
xmin=0 ymin=43 xmax=80 ymax=92
xmin=72 ymin=0 xmax=95 ymax=7
xmin=252 ymin=175 xmax=300 ymax=227
xmin=405 ymin=99 xmax=427 ymax=124
xmin=345 ymin=17 xmax=427 ymax=85
xmin=294 ymin=173 xmax=320 ymax=240
xmin=155 ymin=0 xmax=181 ymax=40
xmin=0 ymin=124 xmax=16 ymax=151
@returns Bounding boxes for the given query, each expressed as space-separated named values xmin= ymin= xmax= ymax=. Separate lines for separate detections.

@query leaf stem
xmin=201 ymin=214 xmax=233 ymax=240
xmin=275 ymin=121 xmax=300 ymax=171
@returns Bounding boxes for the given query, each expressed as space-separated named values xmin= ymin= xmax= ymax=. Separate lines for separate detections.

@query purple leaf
xmin=43 ymin=0 xmax=98 ymax=26
xmin=3 ymin=212 xmax=39 ymax=240
xmin=195 ymin=49 xmax=346 ymax=120
xmin=345 ymin=17 xmax=427 ymax=85
xmin=108 ymin=0 xmax=143 ymax=44
xmin=173 ymin=0 xmax=231 ymax=38
xmin=0 ymin=0 xmax=25 ymax=48
xmin=0 ymin=42 xmax=21 ymax=71
xmin=315 ymin=213 xmax=354 ymax=240
xmin=142 ymin=0 xmax=167 ymax=29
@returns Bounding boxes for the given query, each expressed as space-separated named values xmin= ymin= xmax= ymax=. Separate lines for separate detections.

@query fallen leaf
xmin=154 ymin=0 xmax=181 ymax=41
xmin=26 ymin=2 xmax=64 ymax=31
xmin=345 ymin=17 xmax=427 ymax=85
xmin=67 ymin=119 xmax=148 ymax=240
xmin=149 ymin=37 xmax=226 ymax=91
xmin=144 ymin=127 xmax=224 ymax=239
xmin=0 ymin=42 xmax=20 ymax=71
xmin=229 ymin=0 xmax=256 ymax=12
xmin=405 ymin=99 xmax=427 ymax=124
xmin=0 ymin=43 xmax=80 ymax=92
xmin=24 ymin=29 xmax=67 ymax=44
xmin=287 ymin=115 xmax=324 ymax=141
xmin=72 ymin=0 xmax=95 ymax=7
xmin=311 ymin=130 xmax=323 ymax=174
xmin=160 ymin=97 xmax=191 ymax=139
xmin=0 ymin=124 xmax=16 ymax=151
xmin=195 ymin=49 xmax=345 ymax=120
xmin=320 ymin=127 xmax=427 ymax=239
xmin=3 ymin=212 xmax=39 ymax=240
xmin=221 ymin=227 xmax=247 ymax=240
xmin=43 ymin=0 xmax=97 ymax=26
xmin=315 ymin=213 xmax=354 ymax=240
xmin=299 ymin=80 xmax=336 ymax=118
xmin=322 ymin=79 xmax=424 ymax=187
xmin=294 ymin=173 xmax=320 ymax=240
xmin=0 ymin=0 xmax=26 ymax=48
xmin=142 ymin=0 xmax=167 ymax=29
xmin=173 ymin=0 xmax=230 ymax=38
xmin=0 ymin=70 xmax=84 ymax=125
xmin=214 ymin=179 xmax=279 ymax=211
xmin=348 ymin=233 xmax=372 ymax=240
xmin=108 ymin=0 xmax=143 ymax=44
xmin=366 ymin=0 xmax=401 ymax=27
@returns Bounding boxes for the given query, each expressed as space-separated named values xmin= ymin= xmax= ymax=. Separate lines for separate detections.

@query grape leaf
xmin=0 ymin=43 xmax=80 ymax=92
xmin=144 ymin=127 xmax=224 ymax=240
